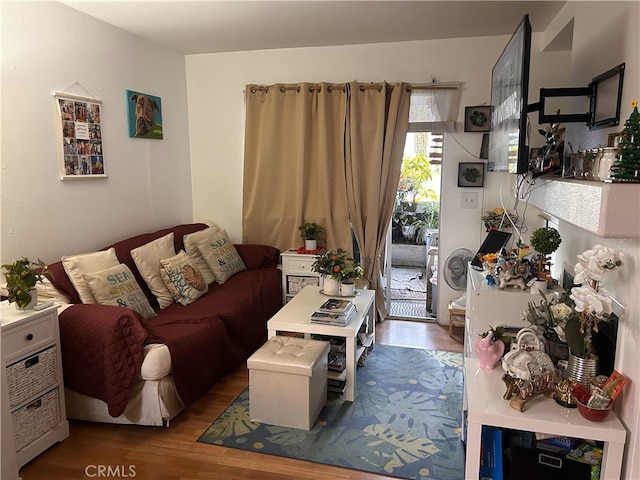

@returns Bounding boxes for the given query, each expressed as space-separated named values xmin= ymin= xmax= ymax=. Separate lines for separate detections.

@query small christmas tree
xmin=610 ymin=100 xmax=640 ymax=182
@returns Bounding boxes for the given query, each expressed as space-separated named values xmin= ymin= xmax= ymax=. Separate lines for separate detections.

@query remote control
xmin=34 ymin=301 xmax=55 ymax=311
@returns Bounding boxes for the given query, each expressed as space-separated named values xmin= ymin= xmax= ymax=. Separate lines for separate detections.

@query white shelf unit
xmin=280 ymin=249 xmax=322 ymax=304
xmin=1 ymin=303 xmax=69 ymax=475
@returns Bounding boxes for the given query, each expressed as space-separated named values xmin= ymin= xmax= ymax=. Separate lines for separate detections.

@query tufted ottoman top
xmin=247 ymin=336 xmax=330 ymax=376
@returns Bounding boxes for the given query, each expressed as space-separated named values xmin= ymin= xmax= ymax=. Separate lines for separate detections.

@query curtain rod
xmin=246 ymin=82 xmax=460 ymax=94
xmin=409 ymin=82 xmax=460 ymax=91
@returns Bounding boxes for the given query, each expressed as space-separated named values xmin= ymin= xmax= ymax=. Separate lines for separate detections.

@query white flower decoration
xmin=570 ymin=286 xmax=613 ymax=318
xmin=573 ymin=244 xmax=624 ymax=285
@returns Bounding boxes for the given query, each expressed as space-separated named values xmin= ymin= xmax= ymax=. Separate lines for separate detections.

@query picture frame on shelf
xmin=464 ymin=106 xmax=491 ymax=132
xmin=458 ymin=162 xmax=485 ymax=187
xmin=607 ymin=131 xmax=622 ymax=147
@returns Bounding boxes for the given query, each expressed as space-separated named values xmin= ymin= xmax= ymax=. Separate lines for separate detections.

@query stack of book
xmin=310 ymin=298 xmax=357 ymax=326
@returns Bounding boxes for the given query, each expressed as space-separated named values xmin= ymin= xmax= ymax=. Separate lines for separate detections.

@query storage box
xmin=6 ymin=346 xmax=58 ymax=408
xmin=247 ymin=336 xmax=329 ymax=430
xmin=287 ymin=276 xmax=319 ymax=295
xmin=11 ymin=388 xmax=60 ymax=451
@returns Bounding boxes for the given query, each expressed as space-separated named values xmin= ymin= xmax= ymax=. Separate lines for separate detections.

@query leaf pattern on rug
xmin=197 ymin=345 xmax=465 ymax=480
xmin=363 ymin=424 xmax=440 ymax=474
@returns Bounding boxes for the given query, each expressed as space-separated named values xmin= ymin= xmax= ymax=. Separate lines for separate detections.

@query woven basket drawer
xmin=11 ymin=388 xmax=60 ymax=452
xmin=288 ymin=276 xmax=320 ymax=294
xmin=7 ymin=346 xmax=58 ymax=409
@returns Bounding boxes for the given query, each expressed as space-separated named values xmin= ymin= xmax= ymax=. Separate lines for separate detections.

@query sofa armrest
xmin=58 ymin=304 xmax=148 ymax=417
xmin=234 ymin=244 xmax=279 ymax=270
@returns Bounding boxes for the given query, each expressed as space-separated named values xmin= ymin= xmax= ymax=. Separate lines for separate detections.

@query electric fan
xmin=443 ymin=248 xmax=475 ymax=310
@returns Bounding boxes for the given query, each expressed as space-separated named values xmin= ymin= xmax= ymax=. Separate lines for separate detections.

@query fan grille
xmin=443 ymin=248 xmax=474 ymax=291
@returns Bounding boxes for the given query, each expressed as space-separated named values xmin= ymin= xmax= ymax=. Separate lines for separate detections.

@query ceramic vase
xmin=322 ymin=274 xmax=340 ymax=295
xmin=340 ymin=283 xmax=356 ymax=296
xmin=15 ymin=288 xmax=37 ymax=311
xmin=474 ymin=335 xmax=505 ymax=369
xmin=544 ymin=338 xmax=569 ymax=367
xmin=305 ymin=239 xmax=317 ymax=251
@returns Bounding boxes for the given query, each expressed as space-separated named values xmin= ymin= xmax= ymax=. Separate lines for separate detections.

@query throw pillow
xmin=130 ymin=233 xmax=175 ymax=309
xmin=61 ymin=247 xmax=120 ymax=304
xmin=159 ymin=250 xmax=208 ymax=306
xmin=183 ymin=226 xmax=219 ymax=285
xmin=83 ymin=264 xmax=157 ymax=320
xmin=197 ymin=231 xmax=246 ymax=284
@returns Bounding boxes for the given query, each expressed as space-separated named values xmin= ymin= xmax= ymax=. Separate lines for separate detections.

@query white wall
xmin=0 ymin=1 xmax=193 ymax=266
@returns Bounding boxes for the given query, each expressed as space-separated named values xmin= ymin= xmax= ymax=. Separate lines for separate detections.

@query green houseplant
xmin=298 ymin=222 xmax=323 ymax=251
xmin=529 ymin=226 xmax=561 ymax=281
xmin=1 ymin=257 xmax=51 ymax=309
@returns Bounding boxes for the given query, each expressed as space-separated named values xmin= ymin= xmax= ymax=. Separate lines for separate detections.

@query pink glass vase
xmin=474 ymin=334 xmax=505 ymax=369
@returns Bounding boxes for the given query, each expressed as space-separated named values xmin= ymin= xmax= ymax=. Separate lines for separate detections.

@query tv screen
xmin=489 ymin=14 xmax=531 ymax=174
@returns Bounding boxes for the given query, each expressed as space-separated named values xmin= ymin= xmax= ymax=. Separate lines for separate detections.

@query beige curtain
xmin=243 ymin=83 xmax=352 ymax=253
xmin=345 ymin=82 xmax=411 ymax=321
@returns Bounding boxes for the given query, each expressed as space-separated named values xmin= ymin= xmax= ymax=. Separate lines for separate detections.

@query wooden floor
xmin=18 ymin=320 xmax=463 ymax=480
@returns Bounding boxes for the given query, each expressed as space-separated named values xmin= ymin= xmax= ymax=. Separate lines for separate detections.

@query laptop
xmin=470 ymin=230 xmax=512 ymax=269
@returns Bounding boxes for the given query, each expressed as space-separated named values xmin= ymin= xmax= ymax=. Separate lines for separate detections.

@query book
xmin=317 ymin=298 xmax=355 ymax=315
xmin=310 ymin=308 xmax=356 ymax=326
xmin=328 ymin=351 xmax=346 ymax=371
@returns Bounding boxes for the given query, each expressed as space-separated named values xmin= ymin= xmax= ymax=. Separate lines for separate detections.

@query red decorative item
xmin=575 ymin=398 xmax=612 ymax=422
xmin=295 ymin=247 xmax=322 ymax=255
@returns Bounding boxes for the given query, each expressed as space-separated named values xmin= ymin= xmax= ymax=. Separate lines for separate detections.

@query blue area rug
xmin=197 ymin=344 xmax=465 ymax=479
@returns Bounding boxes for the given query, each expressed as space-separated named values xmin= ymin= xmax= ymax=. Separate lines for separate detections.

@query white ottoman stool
xmin=247 ymin=336 xmax=329 ymax=430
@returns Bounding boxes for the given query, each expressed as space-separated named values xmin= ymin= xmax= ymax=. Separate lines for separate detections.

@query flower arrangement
xmin=573 ymin=244 xmax=624 ymax=288
xmin=522 ymin=291 xmax=577 ymax=344
xmin=311 ymin=249 xmax=350 ymax=280
xmin=481 ymin=207 xmax=518 ymax=232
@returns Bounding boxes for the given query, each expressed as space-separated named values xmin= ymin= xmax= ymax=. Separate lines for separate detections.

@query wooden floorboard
xmin=17 ymin=321 xmax=463 ymax=480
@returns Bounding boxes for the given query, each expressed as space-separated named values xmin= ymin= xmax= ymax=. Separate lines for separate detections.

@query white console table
xmin=464 ymin=357 xmax=626 ymax=480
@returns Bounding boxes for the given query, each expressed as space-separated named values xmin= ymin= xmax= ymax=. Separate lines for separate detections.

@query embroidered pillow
xmin=159 ymin=250 xmax=208 ymax=306
xmin=61 ymin=247 xmax=120 ymax=304
xmin=183 ymin=226 xmax=219 ymax=285
xmin=197 ymin=231 xmax=246 ymax=284
xmin=130 ymin=233 xmax=175 ymax=309
xmin=83 ymin=264 xmax=157 ymax=320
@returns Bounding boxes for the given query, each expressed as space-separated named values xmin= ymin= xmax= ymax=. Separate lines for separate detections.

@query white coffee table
xmin=267 ymin=285 xmax=375 ymax=402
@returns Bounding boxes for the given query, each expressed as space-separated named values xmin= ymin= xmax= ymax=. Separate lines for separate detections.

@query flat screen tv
xmin=489 ymin=14 xmax=532 ymax=174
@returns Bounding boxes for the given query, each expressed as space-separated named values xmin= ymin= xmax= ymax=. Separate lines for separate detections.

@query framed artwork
xmin=126 ymin=90 xmax=163 ymax=139
xmin=464 ymin=106 xmax=491 ymax=132
xmin=55 ymin=92 xmax=106 ymax=179
xmin=458 ymin=162 xmax=485 ymax=187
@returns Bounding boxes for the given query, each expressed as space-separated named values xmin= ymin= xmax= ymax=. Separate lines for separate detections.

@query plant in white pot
xmin=339 ymin=261 xmax=363 ymax=296
xmin=1 ymin=257 xmax=51 ymax=310
xmin=311 ymin=249 xmax=348 ymax=295
xmin=298 ymin=222 xmax=323 ymax=251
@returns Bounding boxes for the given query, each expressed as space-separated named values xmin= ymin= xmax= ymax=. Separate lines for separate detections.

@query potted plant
xmin=529 ymin=226 xmax=561 ymax=282
xmin=1 ymin=257 xmax=51 ymax=310
xmin=339 ymin=261 xmax=363 ymax=296
xmin=298 ymin=222 xmax=323 ymax=251
xmin=311 ymin=249 xmax=349 ymax=295
xmin=475 ymin=326 xmax=511 ymax=369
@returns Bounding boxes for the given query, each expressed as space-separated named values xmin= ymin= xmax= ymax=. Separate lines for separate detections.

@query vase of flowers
xmin=522 ymin=291 xmax=575 ymax=366
xmin=311 ymin=249 xmax=350 ymax=295
xmin=564 ymin=244 xmax=623 ymax=387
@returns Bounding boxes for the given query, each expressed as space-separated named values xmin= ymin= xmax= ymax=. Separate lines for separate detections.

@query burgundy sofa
xmin=46 ymin=223 xmax=282 ymax=426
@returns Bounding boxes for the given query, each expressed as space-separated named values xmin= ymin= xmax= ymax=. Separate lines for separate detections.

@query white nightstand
xmin=1 ymin=302 xmax=69 ymax=473
xmin=280 ymin=249 xmax=322 ymax=304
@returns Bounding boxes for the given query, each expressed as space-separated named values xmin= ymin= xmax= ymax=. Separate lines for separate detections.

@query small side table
xmin=448 ymin=302 xmax=465 ymax=339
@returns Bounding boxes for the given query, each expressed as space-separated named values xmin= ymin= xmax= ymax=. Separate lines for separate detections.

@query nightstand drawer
xmin=11 ymin=388 xmax=60 ymax=452
xmin=7 ymin=346 xmax=59 ymax=408
xmin=283 ymin=257 xmax=315 ymax=274
xmin=1 ymin=314 xmax=55 ymax=362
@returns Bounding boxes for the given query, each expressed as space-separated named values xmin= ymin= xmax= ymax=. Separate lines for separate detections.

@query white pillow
xmin=130 ymin=233 xmax=176 ymax=309
xmin=159 ymin=250 xmax=208 ymax=306
xmin=61 ymin=247 xmax=120 ymax=304
xmin=183 ymin=226 xmax=219 ymax=285
xmin=83 ymin=264 xmax=157 ymax=320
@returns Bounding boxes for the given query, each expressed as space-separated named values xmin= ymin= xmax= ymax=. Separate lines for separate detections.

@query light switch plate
xmin=461 ymin=192 xmax=478 ymax=209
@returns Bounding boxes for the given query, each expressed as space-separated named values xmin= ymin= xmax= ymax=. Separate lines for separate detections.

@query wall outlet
xmin=461 ymin=192 xmax=478 ymax=209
